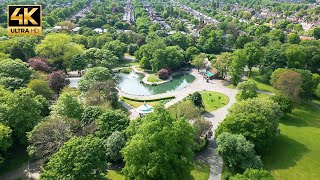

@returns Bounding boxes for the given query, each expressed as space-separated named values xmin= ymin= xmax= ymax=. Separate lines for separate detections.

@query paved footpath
xmin=122 ymin=68 xmax=238 ymax=179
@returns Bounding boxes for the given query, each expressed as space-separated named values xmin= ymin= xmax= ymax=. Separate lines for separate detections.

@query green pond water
xmin=116 ymin=71 xmax=195 ymax=96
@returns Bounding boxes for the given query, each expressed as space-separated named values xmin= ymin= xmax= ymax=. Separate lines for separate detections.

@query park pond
xmin=116 ymin=71 xmax=195 ymax=96
xmin=68 ymin=71 xmax=195 ymax=96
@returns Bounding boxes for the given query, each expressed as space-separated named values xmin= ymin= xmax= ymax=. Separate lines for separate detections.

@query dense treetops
xmin=0 ymin=0 xmax=319 ymax=179
xmin=122 ymin=107 xmax=195 ymax=179
xmin=216 ymin=98 xmax=283 ymax=153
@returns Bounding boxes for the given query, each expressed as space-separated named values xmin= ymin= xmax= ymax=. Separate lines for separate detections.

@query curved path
xmin=122 ymin=68 xmax=238 ymax=179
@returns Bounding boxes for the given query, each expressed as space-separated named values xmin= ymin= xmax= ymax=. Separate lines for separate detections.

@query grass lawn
xmin=188 ymin=161 xmax=210 ymax=180
xmin=262 ymin=102 xmax=320 ymax=180
xmin=107 ymin=161 xmax=210 ymax=180
xmin=257 ymin=93 xmax=271 ymax=99
xmin=117 ymin=60 xmax=138 ymax=67
xmin=249 ymin=69 xmax=277 ymax=93
xmin=312 ymin=99 xmax=320 ymax=107
xmin=120 ymin=97 xmax=170 ymax=108
xmin=107 ymin=170 xmax=125 ymax=180
xmin=222 ymin=89 xmax=320 ymax=179
xmin=252 ymin=79 xmax=277 ymax=93
xmin=147 ymin=74 xmax=163 ymax=83
xmin=200 ymin=91 xmax=229 ymax=112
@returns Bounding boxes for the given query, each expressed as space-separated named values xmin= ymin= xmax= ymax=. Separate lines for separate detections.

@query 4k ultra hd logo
xmin=7 ymin=5 xmax=42 ymax=36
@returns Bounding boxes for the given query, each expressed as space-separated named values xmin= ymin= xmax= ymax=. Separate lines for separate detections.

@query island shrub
xmin=157 ymin=68 xmax=170 ymax=80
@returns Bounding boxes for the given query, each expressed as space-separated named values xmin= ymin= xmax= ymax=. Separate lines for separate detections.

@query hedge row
xmin=121 ymin=96 xmax=175 ymax=102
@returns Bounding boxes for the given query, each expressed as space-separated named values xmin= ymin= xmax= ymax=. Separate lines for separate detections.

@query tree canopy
xmin=122 ymin=107 xmax=195 ymax=179
xmin=41 ymin=135 xmax=109 ymax=180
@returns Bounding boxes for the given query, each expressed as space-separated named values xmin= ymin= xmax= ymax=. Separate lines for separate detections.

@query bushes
xmin=28 ymin=58 xmax=52 ymax=73
xmin=230 ymin=168 xmax=274 ymax=180
xmin=48 ymin=71 xmax=70 ymax=93
xmin=270 ymin=94 xmax=294 ymax=115
xmin=121 ymin=96 xmax=175 ymax=102
xmin=316 ymin=84 xmax=320 ymax=98
xmin=157 ymin=68 xmax=170 ymax=80
xmin=106 ymin=131 xmax=126 ymax=162
xmin=190 ymin=92 xmax=204 ymax=108
xmin=120 ymin=68 xmax=132 ymax=74
xmin=168 ymin=100 xmax=201 ymax=120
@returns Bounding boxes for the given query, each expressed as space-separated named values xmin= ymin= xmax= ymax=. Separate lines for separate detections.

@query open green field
xmin=222 ymin=74 xmax=320 ymax=179
xmin=262 ymin=102 xmax=320 ymax=180
xmin=107 ymin=161 xmax=210 ymax=180
xmin=147 ymin=74 xmax=163 ymax=83
xmin=200 ymin=91 xmax=229 ymax=112
xmin=249 ymin=70 xmax=277 ymax=93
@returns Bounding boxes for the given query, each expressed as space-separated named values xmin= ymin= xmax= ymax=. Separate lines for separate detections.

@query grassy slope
xmin=262 ymin=103 xmax=320 ymax=180
xmin=249 ymin=70 xmax=320 ymax=179
xmin=107 ymin=161 xmax=210 ymax=180
xmin=249 ymin=70 xmax=277 ymax=93
xmin=222 ymin=69 xmax=320 ymax=179
xmin=200 ymin=91 xmax=229 ymax=112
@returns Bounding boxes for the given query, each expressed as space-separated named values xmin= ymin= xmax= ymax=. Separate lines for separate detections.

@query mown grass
xmin=107 ymin=170 xmax=125 ymax=180
xmin=120 ymin=97 xmax=170 ymax=108
xmin=188 ymin=161 xmax=210 ymax=180
xmin=249 ymin=70 xmax=277 ymax=93
xmin=147 ymin=74 xmax=163 ymax=83
xmin=262 ymin=102 xmax=320 ymax=180
xmin=200 ymin=91 xmax=229 ymax=112
xmin=222 ymin=99 xmax=320 ymax=180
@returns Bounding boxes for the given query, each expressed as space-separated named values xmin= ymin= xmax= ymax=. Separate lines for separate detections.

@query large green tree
xmin=0 ymin=88 xmax=43 ymax=143
xmin=217 ymin=132 xmax=262 ymax=171
xmin=78 ymin=67 xmax=114 ymax=92
xmin=106 ymin=131 xmax=126 ymax=162
xmin=122 ymin=107 xmax=195 ymax=179
xmin=236 ymin=80 xmax=258 ymax=100
xmin=215 ymin=99 xmax=283 ymax=153
xmin=242 ymin=42 xmax=264 ymax=76
xmin=0 ymin=123 xmax=12 ymax=164
xmin=103 ymin=40 xmax=127 ymax=60
xmin=96 ymin=110 xmax=129 ymax=138
xmin=27 ymin=116 xmax=76 ymax=159
xmin=191 ymin=53 xmax=206 ymax=72
xmin=41 ymin=135 xmax=109 ymax=180
xmin=150 ymin=46 xmax=184 ymax=72
xmin=36 ymin=33 xmax=84 ymax=70
xmin=52 ymin=91 xmax=84 ymax=120
xmin=0 ymin=58 xmax=33 ymax=90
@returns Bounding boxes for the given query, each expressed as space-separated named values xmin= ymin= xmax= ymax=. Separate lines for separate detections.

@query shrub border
xmin=121 ymin=95 xmax=175 ymax=102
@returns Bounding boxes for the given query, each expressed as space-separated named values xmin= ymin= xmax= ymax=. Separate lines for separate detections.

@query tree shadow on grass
xmin=281 ymin=103 xmax=320 ymax=128
xmin=262 ymin=134 xmax=309 ymax=170
xmin=185 ymin=160 xmax=211 ymax=180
